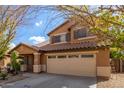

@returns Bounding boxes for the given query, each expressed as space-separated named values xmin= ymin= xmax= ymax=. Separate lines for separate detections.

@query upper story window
xmin=51 ymin=33 xmax=70 ymax=44
xmin=51 ymin=35 xmax=61 ymax=43
xmin=66 ymin=33 xmax=71 ymax=42
xmin=74 ymin=28 xmax=87 ymax=39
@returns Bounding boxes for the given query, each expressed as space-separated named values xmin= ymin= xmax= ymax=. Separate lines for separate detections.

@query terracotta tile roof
xmin=39 ymin=41 xmax=109 ymax=52
xmin=8 ymin=43 xmax=39 ymax=53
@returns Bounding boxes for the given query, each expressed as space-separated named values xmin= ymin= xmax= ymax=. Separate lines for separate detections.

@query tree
xmin=55 ymin=5 xmax=124 ymax=47
xmin=0 ymin=5 xmax=47 ymax=60
xmin=10 ymin=51 xmax=22 ymax=74
xmin=52 ymin=5 xmax=124 ymax=64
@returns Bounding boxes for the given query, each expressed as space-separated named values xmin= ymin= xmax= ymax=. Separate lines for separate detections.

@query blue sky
xmin=10 ymin=9 xmax=65 ymax=48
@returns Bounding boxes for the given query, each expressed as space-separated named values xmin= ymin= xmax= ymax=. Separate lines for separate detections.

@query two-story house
xmin=9 ymin=20 xmax=111 ymax=78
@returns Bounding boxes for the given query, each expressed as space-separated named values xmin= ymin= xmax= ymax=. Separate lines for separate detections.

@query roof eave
xmin=8 ymin=43 xmax=39 ymax=54
xmin=47 ymin=20 xmax=69 ymax=36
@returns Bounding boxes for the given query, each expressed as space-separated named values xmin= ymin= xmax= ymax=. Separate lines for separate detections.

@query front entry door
xmin=24 ymin=55 xmax=33 ymax=72
xmin=27 ymin=55 xmax=33 ymax=72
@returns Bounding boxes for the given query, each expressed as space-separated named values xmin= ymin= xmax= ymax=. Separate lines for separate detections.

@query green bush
xmin=0 ymin=72 xmax=8 ymax=80
xmin=15 ymin=62 xmax=20 ymax=71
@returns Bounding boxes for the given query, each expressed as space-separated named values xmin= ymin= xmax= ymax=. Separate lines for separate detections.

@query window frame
xmin=51 ymin=35 xmax=61 ymax=43
xmin=57 ymin=55 xmax=67 ymax=59
xmin=81 ymin=54 xmax=94 ymax=58
xmin=48 ymin=55 xmax=56 ymax=59
xmin=74 ymin=28 xmax=88 ymax=39
xmin=68 ymin=55 xmax=79 ymax=58
xmin=51 ymin=32 xmax=70 ymax=44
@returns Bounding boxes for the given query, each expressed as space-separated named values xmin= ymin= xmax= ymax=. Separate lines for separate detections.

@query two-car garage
xmin=46 ymin=52 xmax=97 ymax=77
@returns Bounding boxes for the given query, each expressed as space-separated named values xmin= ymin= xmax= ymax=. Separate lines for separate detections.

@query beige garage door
xmin=47 ymin=53 xmax=96 ymax=77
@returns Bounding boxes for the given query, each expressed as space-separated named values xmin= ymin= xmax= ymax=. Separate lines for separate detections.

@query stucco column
xmin=33 ymin=53 xmax=41 ymax=73
xmin=96 ymin=48 xmax=111 ymax=78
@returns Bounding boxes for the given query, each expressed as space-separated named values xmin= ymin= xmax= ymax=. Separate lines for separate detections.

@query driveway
xmin=1 ymin=73 xmax=96 ymax=88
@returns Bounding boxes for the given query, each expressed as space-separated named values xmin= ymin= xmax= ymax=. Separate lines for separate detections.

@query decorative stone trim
xmin=97 ymin=66 xmax=111 ymax=77
xmin=33 ymin=52 xmax=41 ymax=65
xmin=33 ymin=65 xmax=41 ymax=73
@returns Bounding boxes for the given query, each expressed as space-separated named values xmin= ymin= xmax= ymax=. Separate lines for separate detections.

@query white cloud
xmin=35 ymin=20 xmax=43 ymax=27
xmin=9 ymin=43 xmax=16 ymax=49
xmin=29 ymin=36 xmax=46 ymax=44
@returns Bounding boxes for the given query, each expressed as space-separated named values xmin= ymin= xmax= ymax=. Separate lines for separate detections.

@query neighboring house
xmin=9 ymin=20 xmax=111 ymax=78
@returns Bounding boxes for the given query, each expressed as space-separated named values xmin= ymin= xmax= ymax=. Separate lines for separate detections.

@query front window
xmin=51 ymin=35 xmax=61 ymax=43
xmin=51 ymin=33 xmax=70 ymax=44
xmin=61 ymin=34 xmax=66 ymax=42
xmin=74 ymin=28 xmax=87 ymax=39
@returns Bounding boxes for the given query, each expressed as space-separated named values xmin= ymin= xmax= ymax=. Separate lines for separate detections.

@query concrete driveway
xmin=1 ymin=73 xmax=96 ymax=88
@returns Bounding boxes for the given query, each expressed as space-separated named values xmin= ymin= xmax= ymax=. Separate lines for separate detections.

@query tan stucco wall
xmin=40 ymin=54 xmax=47 ymax=71
xmin=40 ymin=54 xmax=47 ymax=64
xmin=14 ymin=45 xmax=37 ymax=54
xmin=0 ymin=60 xmax=4 ymax=68
xmin=0 ymin=57 xmax=11 ymax=68
xmin=49 ymin=21 xmax=74 ymax=36
xmin=96 ymin=48 xmax=110 ymax=67
xmin=3 ymin=57 xmax=11 ymax=66
xmin=96 ymin=48 xmax=111 ymax=77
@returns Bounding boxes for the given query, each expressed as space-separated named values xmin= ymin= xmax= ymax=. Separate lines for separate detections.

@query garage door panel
xmin=47 ymin=54 xmax=96 ymax=77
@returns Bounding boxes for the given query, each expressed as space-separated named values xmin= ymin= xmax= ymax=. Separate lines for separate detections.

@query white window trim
xmin=51 ymin=41 xmax=67 ymax=45
xmin=77 ymin=35 xmax=97 ymax=40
